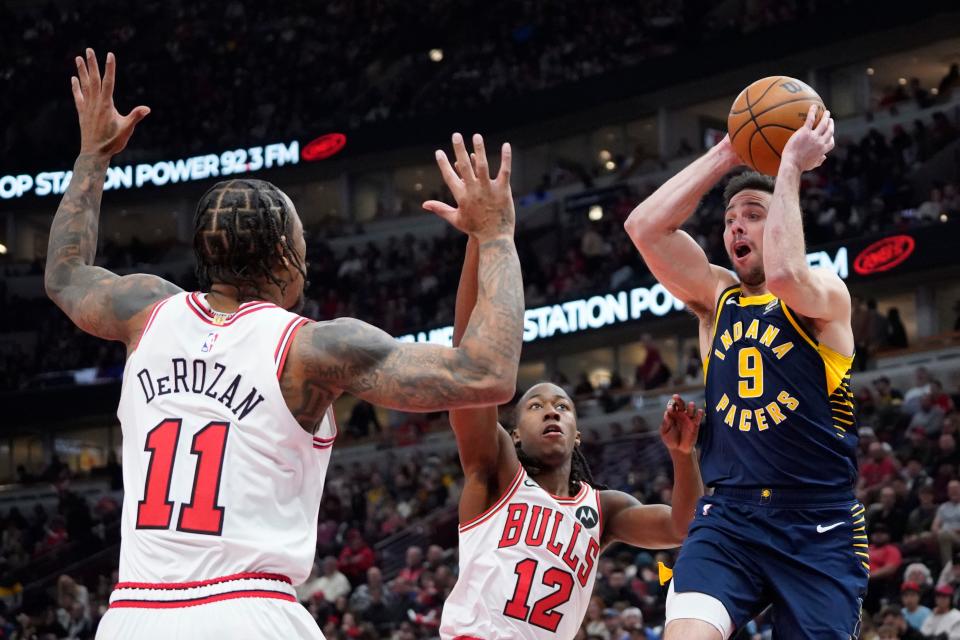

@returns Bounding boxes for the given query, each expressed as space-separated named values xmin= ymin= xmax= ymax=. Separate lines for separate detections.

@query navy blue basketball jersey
xmin=699 ymin=285 xmax=858 ymax=489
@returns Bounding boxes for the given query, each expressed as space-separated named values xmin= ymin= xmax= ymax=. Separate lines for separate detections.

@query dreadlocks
xmin=193 ymin=179 xmax=306 ymax=298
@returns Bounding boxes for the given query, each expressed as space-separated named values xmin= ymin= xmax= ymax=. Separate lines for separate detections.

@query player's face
xmin=513 ymin=383 xmax=580 ymax=464
xmin=723 ymin=189 xmax=770 ymax=287
xmin=280 ymin=196 xmax=308 ymax=313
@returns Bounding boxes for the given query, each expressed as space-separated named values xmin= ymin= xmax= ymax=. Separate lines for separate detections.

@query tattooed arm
xmin=45 ymin=50 xmax=180 ymax=345
xmin=283 ymin=134 xmax=524 ymax=421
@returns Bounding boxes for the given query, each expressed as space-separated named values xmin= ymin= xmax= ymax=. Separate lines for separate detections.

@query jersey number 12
xmin=136 ymin=418 xmax=230 ymax=536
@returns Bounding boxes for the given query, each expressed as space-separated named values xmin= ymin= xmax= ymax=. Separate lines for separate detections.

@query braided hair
xmin=193 ymin=179 xmax=306 ymax=299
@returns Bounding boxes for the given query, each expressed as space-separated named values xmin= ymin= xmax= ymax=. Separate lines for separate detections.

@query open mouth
xmin=733 ymin=241 xmax=752 ymax=259
xmin=542 ymin=424 xmax=563 ymax=437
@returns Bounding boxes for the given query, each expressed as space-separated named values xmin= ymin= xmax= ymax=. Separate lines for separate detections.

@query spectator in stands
xmin=634 ymin=334 xmax=670 ymax=390
xmin=906 ymin=368 xmax=935 ymax=412
xmin=939 ymin=64 xmax=960 ymax=101
xmin=904 ymin=485 xmax=939 ymax=554
xmin=880 ymin=604 xmax=925 ymax=640
xmin=936 ymin=481 xmax=960 ymax=567
xmin=868 ymin=523 xmax=903 ymax=612
xmin=300 ymin=556 xmax=352 ymax=605
xmin=397 ymin=546 xmax=424 ymax=585
xmin=922 ymin=584 xmax=960 ymax=638
xmin=913 ymin=395 xmax=947 ymax=437
xmin=347 ymin=400 xmax=381 ymax=440
xmin=887 ymin=308 xmax=909 ymax=350
xmin=350 ymin=566 xmax=393 ymax=613
xmin=901 ymin=430 xmax=934 ymax=470
xmin=869 ymin=486 xmax=908 ymax=542
xmin=933 ymin=381 xmax=957 ymax=414
xmin=598 ymin=568 xmax=641 ymax=608
xmin=574 ymin=373 xmax=595 ymax=396
xmin=861 ymin=442 xmax=899 ymax=496
xmin=338 ymin=530 xmax=376 ymax=586
xmin=901 ymin=581 xmax=933 ymax=632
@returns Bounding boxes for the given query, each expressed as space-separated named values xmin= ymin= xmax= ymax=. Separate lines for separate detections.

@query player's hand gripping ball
xmin=727 ymin=76 xmax=825 ymax=176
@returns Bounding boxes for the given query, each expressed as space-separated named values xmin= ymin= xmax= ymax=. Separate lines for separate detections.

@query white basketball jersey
xmin=116 ymin=292 xmax=335 ymax=586
xmin=440 ymin=468 xmax=603 ymax=640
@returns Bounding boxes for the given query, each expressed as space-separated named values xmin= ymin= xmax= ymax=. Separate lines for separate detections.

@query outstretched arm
xmin=764 ymin=106 xmax=851 ymax=348
xmin=292 ymin=134 xmax=524 ymax=413
xmin=448 ymin=236 xmax=514 ymax=475
xmin=602 ymin=395 xmax=704 ymax=548
xmin=623 ymin=138 xmax=740 ymax=317
xmin=45 ymin=49 xmax=179 ymax=344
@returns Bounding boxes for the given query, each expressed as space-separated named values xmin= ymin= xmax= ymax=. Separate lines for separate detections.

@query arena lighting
xmin=866 ymin=67 xmax=875 ymax=76
xmin=0 ymin=243 xmax=6 ymax=255
xmin=898 ymin=77 xmax=907 ymax=86
xmin=429 ymin=48 xmax=444 ymax=62
xmin=604 ymin=160 xmax=616 ymax=171
xmin=588 ymin=205 xmax=603 ymax=221
xmin=300 ymin=133 xmax=347 ymax=161
xmin=598 ymin=149 xmax=612 ymax=162
xmin=399 ymin=247 xmax=848 ymax=345
xmin=0 ymin=140 xmax=300 ymax=201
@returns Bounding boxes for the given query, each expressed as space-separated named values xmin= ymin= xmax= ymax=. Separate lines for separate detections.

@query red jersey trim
xmin=459 ymin=466 xmax=525 ymax=533
xmin=595 ymin=488 xmax=604 ymax=541
xmin=133 ymin=297 xmax=172 ymax=352
xmin=552 ymin=481 xmax=590 ymax=505
xmin=110 ymin=590 xmax=296 ymax=609
xmin=275 ymin=318 xmax=310 ymax=379
xmin=313 ymin=408 xmax=339 ymax=448
xmin=114 ymin=571 xmax=291 ymax=591
xmin=185 ymin=292 xmax=274 ymax=327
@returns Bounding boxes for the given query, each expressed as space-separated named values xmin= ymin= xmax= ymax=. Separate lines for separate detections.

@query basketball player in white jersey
xmin=430 ymin=226 xmax=705 ymax=639
xmin=45 ymin=50 xmax=525 ymax=639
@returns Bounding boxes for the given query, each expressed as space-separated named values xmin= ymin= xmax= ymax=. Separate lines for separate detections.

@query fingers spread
xmin=451 ymin=133 xmax=475 ymax=182
xmin=86 ymin=48 xmax=102 ymax=94
xmin=434 ymin=150 xmax=464 ymax=195
xmin=76 ymin=56 xmax=90 ymax=95
xmin=422 ymin=200 xmax=459 ymax=225
xmin=472 ymin=134 xmax=490 ymax=180
xmin=102 ymin=51 xmax=116 ymax=99
xmin=496 ymin=142 xmax=512 ymax=186
xmin=70 ymin=77 xmax=84 ymax=109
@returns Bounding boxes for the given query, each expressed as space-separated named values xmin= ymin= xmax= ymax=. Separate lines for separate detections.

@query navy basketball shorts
xmin=670 ymin=487 xmax=869 ymax=640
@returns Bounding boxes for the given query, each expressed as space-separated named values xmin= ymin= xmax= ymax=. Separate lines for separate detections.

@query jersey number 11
xmin=136 ymin=418 xmax=230 ymax=536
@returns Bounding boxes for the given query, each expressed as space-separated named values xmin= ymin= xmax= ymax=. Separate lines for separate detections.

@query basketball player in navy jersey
xmin=625 ymin=106 xmax=866 ymax=639
xmin=429 ymin=162 xmax=704 ymax=637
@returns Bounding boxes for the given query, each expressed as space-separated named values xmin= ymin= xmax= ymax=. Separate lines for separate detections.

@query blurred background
xmin=1 ymin=0 xmax=960 ymax=638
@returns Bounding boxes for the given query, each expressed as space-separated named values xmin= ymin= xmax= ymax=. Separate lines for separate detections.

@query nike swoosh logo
xmin=726 ymin=298 xmax=738 ymax=305
xmin=816 ymin=522 xmax=844 ymax=533
xmin=524 ymin=480 xmax=537 ymax=488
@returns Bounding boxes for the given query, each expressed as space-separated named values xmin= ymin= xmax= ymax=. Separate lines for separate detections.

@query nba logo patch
xmin=201 ymin=332 xmax=219 ymax=353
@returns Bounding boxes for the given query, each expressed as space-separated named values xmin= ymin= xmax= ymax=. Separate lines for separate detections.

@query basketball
xmin=728 ymin=76 xmax=825 ymax=176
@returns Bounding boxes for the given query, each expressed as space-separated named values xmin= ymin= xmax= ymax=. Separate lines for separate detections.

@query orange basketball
xmin=727 ymin=76 xmax=825 ymax=176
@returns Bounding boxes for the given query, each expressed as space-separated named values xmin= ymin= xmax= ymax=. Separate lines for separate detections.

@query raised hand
xmin=72 ymin=48 xmax=150 ymax=157
xmin=781 ymin=105 xmax=835 ymax=173
xmin=660 ymin=394 xmax=703 ymax=455
xmin=423 ymin=133 xmax=514 ymax=242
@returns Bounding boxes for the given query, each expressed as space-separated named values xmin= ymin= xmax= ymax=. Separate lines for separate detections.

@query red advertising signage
xmin=853 ymin=234 xmax=915 ymax=275
xmin=301 ymin=133 xmax=347 ymax=161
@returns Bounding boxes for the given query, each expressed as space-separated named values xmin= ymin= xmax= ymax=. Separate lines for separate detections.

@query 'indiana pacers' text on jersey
xmin=700 ymin=286 xmax=858 ymax=489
